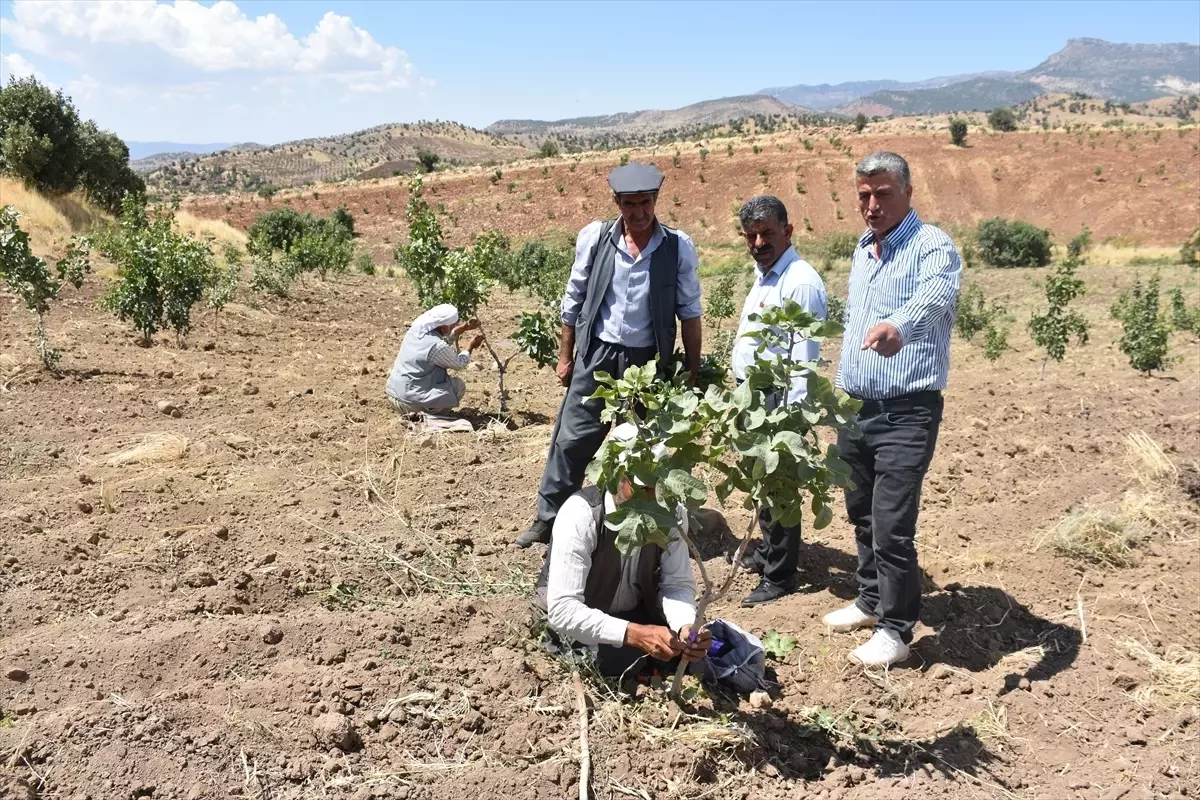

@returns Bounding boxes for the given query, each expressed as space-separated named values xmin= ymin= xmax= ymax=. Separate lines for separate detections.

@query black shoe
xmin=514 ymin=518 xmax=552 ymax=548
xmin=741 ymin=578 xmax=797 ymax=607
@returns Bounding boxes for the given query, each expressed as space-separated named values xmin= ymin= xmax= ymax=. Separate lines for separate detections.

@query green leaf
xmin=762 ymin=630 xmax=799 ymax=661
xmin=662 ymin=468 xmax=707 ymax=502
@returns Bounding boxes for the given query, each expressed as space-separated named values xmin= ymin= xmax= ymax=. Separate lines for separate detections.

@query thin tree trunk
xmin=669 ymin=512 xmax=756 ymax=700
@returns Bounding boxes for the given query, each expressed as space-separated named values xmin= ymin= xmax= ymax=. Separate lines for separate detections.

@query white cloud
xmin=0 ymin=0 xmax=431 ymax=141
xmin=1 ymin=52 xmax=45 ymax=83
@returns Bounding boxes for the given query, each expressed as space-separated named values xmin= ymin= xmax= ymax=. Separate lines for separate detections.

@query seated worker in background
xmin=536 ymin=423 xmax=711 ymax=677
xmin=385 ymin=303 xmax=483 ymax=415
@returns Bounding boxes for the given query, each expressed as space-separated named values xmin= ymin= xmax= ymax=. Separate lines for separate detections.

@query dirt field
xmin=3 ymin=212 xmax=1199 ymax=800
xmin=186 ymin=126 xmax=1200 ymax=257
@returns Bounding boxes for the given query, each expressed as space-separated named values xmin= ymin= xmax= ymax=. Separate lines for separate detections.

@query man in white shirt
xmin=731 ymin=195 xmax=828 ymax=607
xmin=534 ymin=424 xmax=711 ymax=676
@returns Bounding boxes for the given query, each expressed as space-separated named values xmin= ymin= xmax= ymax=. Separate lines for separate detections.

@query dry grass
xmin=100 ymin=434 xmax=189 ymax=467
xmin=1086 ymin=243 xmax=1182 ymax=267
xmin=174 ymin=211 xmax=247 ymax=247
xmin=0 ymin=176 xmax=108 ymax=247
xmin=1036 ymin=491 xmax=1188 ymax=568
xmin=970 ymin=699 xmax=1012 ymax=743
xmin=0 ymin=354 xmax=36 ymax=392
xmin=1127 ymin=430 xmax=1178 ymax=488
xmin=1120 ymin=639 xmax=1200 ymax=709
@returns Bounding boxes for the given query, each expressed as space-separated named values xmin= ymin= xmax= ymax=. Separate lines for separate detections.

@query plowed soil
xmin=3 ymin=245 xmax=1198 ymax=800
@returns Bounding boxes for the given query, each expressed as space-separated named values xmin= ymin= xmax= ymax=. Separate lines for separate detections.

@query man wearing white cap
xmin=534 ymin=423 xmax=711 ymax=676
xmin=385 ymin=303 xmax=483 ymax=415
xmin=515 ymin=162 xmax=704 ymax=547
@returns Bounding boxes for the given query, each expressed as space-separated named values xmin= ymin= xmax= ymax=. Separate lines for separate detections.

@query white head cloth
xmin=412 ymin=303 xmax=459 ymax=336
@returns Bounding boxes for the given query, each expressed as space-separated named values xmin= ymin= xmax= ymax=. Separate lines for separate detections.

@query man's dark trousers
xmin=837 ymin=391 xmax=943 ymax=644
xmin=745 ymin=509 xmax=801 ymax=587
xmin=535 ymin=339 xmax=657 ymax=523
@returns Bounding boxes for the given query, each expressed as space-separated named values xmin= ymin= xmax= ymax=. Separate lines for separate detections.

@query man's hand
xmin=556 ymin=357 xmax=574 ymax=387
xmin=624 ymin=623 xmax=682 ymax=661
xmin=463 ymin=318 xmax=481 ymax=331
xmin=675 ymin=623 xmax=712 ymax=665
xmin=862 ymin=322 xmax=903 ymax=358
xmin=467 ymin=333 xmax=485 ymax=352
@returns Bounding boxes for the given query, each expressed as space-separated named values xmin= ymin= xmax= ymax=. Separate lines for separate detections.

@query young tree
xmin=394 ymin=178 xmax=558 ymax=414
xmin=1169 ymin=287 xmax=1200 ymax=337
xmin=0 ymin=205 xmax=90 ymax=369
xmin=98 ymin=196 xmax=219 ymax=346
xmin=854 ymin=113 xmax=868 ymax=133
xmin=1028 ymin=258 xmax=1089 ymax=377
xmin=704 ymin=273 xmax=738 ymax=369
xmin=587 ymin=300 xmax=860 ymax=698
xmin=1111 ymin=276 xmax=1173 ymax=375
xmin=949 ymin=118 xmax=968 ymax=147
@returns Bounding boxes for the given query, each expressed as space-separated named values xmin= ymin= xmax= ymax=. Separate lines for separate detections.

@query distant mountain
xmin=127 ymin=141 xmax=234 ymax=160
xmin=764 ymin=38 xmax=1199 ymax=117
xmin=759 ymin=73 xmax=1018 ymax=109
xmin=833 ymin=79 xmax=1044 ymax=117
xmin=1028 ymin=37 xmax=1200 ymax=101
xmin=489 ymin=95 xmax=828 ymax=149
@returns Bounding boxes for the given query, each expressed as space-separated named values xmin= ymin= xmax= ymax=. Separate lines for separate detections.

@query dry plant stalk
xmin=573 ymin=670 xmax=589 ymax=800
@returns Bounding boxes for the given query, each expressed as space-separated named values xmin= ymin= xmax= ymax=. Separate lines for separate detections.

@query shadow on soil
xmin=693 ymin=507 xmax=1080 ymax=689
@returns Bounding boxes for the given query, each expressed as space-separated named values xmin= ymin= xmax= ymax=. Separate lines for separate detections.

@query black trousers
xmin=745 ymin=508 xmax=802 ymax=587
xmin=535 ymin=340 xmax=658 ymax=523
xmin=837 ymin=391 xmax=943 ymax=644
xmin=735 ymin=381 xmax=802 ymax=587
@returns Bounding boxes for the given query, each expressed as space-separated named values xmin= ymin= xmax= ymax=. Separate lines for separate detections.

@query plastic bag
xmin=697 ymin=618 xmax=766 ymax=694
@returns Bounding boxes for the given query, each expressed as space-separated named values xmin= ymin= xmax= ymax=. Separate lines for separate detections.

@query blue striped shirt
xmin=836 ymin=210 xmax=961 ymax=400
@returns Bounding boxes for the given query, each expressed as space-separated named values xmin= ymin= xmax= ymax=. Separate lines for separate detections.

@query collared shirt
xmin=546 ymin=491 xmax=698 ymax=647
xmin=427 ymin=338 xmax=471 ymax=370
xmin=732 ymin=246 xmax=827 ymax=405
xmin=561 ymin=219 xmax=703 ymax=348
xmin=836 ymin=209 xmax=962 ymax=400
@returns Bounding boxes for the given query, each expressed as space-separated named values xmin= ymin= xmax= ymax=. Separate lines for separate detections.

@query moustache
xmin=751 ymin=245 xmax=773 ymax=257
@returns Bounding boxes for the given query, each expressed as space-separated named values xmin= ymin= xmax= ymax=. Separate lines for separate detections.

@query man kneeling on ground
xmin=534 ymin=423 xmax=711 ymax=677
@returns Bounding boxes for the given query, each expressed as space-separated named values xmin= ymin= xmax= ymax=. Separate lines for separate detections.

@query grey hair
xmin=854 ymin=151 xmax=911 ymax=190
xmin=738 ymin=195 xmax=788 ymax=229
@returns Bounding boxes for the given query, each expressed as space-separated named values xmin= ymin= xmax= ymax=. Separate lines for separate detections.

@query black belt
xmin=852 ymin=390 xmax=942 ymax=416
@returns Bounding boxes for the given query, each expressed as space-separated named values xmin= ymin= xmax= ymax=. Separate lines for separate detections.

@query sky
xmin=1 ymin=0 xmax=1198 ymax=145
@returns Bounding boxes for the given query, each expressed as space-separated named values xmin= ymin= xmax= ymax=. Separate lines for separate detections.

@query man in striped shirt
xmin=824 ymin=152 xmax=961 ymax=668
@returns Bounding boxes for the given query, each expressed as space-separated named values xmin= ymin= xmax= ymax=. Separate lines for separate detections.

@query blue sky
xmin=1 ymin=0 xmax=1197 ymax=144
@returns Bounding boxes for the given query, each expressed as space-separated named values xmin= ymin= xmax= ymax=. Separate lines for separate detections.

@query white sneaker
xmin=822 ymin=604 xmax=879 ymax=632
xmin=849 ymin=629 xmax=910 ymax=668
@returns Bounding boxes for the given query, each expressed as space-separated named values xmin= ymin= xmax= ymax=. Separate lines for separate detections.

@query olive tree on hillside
xmin=988 ymin=107 xmax=1018 ymax=132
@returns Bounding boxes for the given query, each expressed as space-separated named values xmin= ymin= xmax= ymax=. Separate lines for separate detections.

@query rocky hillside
xmin=489 ymin=95 xmax=830 ymax=150
xmin=140 ymin=122 xmax=531 ymax=196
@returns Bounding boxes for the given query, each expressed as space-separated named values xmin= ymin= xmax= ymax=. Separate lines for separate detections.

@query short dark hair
xmin=738 ymin=195 xmax=788 ymax=229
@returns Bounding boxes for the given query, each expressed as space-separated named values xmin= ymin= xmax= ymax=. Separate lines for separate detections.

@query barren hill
xmin=140 ymin=122 xmax=531 ymax=196
xmin=488 ymin=94 xmax=829 ymax=150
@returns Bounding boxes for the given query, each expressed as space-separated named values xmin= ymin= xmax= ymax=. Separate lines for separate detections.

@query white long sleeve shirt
xmin=427 ymin=338 xmax=472 ymax=370
xmin=546 ymin=491 xmax=698 ymax=647
xmin=732 ymin=246 xmax=827 ymax=405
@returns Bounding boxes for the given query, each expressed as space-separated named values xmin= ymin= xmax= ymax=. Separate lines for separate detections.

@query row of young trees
xmin=0 ymin=77 xmax=144 ymax=213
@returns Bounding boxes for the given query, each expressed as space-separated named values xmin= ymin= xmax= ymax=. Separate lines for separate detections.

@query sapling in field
xmin=586 ymin=299 xmax=860 ymax=698
xmin=0 ymin=205 xmax=91 ymax=369
xmin=1028 ymin=258 xmax=1089 ymax=377
xmin=1111 ymin=276 xmax=1173 ymax=375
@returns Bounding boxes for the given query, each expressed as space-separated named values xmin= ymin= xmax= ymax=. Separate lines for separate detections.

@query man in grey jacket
xmin=515 ymin=162 xmax=704 ymax=548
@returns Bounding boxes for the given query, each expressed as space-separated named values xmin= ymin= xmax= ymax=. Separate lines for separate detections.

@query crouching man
xmin=534 ymin=423 xmax=711 ymax=677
